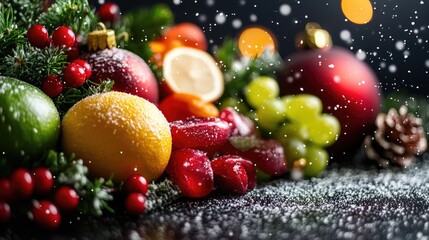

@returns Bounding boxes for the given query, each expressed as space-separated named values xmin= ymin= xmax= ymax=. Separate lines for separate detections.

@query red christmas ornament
xmin=278 ymin=23 xmax=381 ymax=154
xmin=81 ymin=23 xmax=159 ymax=104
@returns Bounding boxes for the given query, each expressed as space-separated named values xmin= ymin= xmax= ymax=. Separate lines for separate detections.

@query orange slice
xmin=162 ymin=47 xmax=224 ymax=102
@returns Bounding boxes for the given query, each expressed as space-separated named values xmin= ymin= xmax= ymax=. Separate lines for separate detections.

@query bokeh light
xmin=238 ymin=27 xmax=276 ymax=58
xmin=341 ymin=0 xmax=373 ymax=24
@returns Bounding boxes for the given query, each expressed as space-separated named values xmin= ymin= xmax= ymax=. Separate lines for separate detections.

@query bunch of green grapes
xmin=222 ymin=76 xmax=341 ymax=178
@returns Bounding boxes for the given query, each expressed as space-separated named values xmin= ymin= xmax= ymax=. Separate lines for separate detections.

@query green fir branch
xmin=215 ymin=38 xmax=283 ymax=101
xmin=38 ymin=0 xmax=97 ymax=38
xmin=123 ymin=4 xmax=174 ymax=61
xmin=146 ymin=178 xmax=181 ymax=212
xmin=0 ymin=0 xmax=44 ymax=28
xmin=0 ymin=43 xmax=68 ymax=85
xmin=53 ymin=79 xmax=114 ymax=117
xmin=40 ymin=150 xmax=115 ymax=216
xmin=0 ymin=6 xmax=26 ymax=58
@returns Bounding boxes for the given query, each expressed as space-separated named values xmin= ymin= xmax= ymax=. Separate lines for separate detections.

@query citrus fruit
xmin=158 ymin=93 xmax=219 ymax=122
xmin=163 ymin=22 xmax=207 ymax=51
xmin=162 ymin=47 xmax=224 ymax=102
xmin=61 ymin=91 xmax=172 ymax=182
xmin=0 ymin=76 xmax=60 ymax=162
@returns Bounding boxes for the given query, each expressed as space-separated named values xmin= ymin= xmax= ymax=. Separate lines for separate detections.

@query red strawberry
xmin=166 ymin=149 xmax=214 ymax=198
xmin=170 ymin=117 xmax=231 ymax=153
xmin=221 ymin=137 xmax=287 ymax=177
xmin=219 ymin=107 xmax=257 ymax=137
xmin=211 ymin=155 xmax=256 ymax=194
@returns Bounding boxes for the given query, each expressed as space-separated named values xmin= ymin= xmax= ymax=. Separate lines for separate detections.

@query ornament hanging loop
xmin=295 ymin=22 xmax=332 ymax=50
xmin=87 ymin=22 xmax=117 ymax=51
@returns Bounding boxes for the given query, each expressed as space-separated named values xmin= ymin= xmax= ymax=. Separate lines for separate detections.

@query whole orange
xmin=61 ymin=92 xmax=172 ymax=182
xmin=163 ymin=22 xmax=207 ymax=51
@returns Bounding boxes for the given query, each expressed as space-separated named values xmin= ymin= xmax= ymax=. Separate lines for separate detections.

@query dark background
xmin=91 ymin=0 xmax=429 ymax=96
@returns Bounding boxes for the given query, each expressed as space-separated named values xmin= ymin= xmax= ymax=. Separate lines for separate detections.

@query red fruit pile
xmin=166 ymin=108 xmax=288 ymax=198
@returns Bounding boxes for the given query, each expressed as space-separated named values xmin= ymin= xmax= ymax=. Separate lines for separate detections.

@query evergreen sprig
xmin=0 ymin=5 xmax=26 ymax=58
xmin=54 ymin=79 xmax=115 ymax=117
xmin=123 ymin=4 xmax=174 ymax=62
xmin=38 ymin=0 xmax=97 ymax=38
xmin=215 ymin=37 xmax=283 ymax=100
xmin=146 ymin=178 xmax=181 ymax=212
xmin=41 ymin=150 xmax=115 ymax=216
xmin=0 ymin=43 xmax=68 ymax=85
xmin=0 ymin=0 xmax=44 ymax=28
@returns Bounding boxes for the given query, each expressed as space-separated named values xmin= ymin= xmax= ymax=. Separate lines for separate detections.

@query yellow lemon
xmin=61 ymin=91 xmax=172 ymax=182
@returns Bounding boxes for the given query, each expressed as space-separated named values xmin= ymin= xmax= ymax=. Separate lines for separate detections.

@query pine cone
xmin=364 ymin=106 xmax=427 ymax=168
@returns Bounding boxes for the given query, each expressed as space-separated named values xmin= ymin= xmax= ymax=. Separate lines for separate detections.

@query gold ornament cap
xmin=87 ymin=22 xmax=117 ymax=51
xmin=295 ymin=22 xmax=332 ymax=50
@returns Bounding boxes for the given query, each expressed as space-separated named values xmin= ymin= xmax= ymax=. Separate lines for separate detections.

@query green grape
xmin=244 ymin=76 xmax=279 ymax=108
xmin=277 ymin=122 xmax=309 ymax=141
xmin=303 ymin=145 xmax=328 ymax=178
xmin=306 ymin=114 xmax=341 ymax=146
xmin=254 ymin=111 xmax=277 ymax=132
xmin=283 ymin=94 xmax=323 ymax=123
xmin=276 ymin=137 xmax=307 ymax=166
xmin=219 ymin=97 xmax=249 ymax=114
xmin=257 ymin=99 xmax=287 ymax=124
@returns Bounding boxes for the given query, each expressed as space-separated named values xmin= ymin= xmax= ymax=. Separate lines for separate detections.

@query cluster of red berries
xmin=41 ymin=59 xmax=92 ymax=98
xmin=122 ymin=174 xmax=149 ymax=215
xmin=27 ymin=24 xmax=93 ymax=98
xmin=0 ymin=167 xmax=150 ymax=229
xmin=0 ymin=168 xmax=79 ymax=229
xmin=166 ymin=108 xmax=287 ymax=198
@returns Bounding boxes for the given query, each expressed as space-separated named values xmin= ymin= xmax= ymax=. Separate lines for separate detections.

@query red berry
xmin=54 ymin=186 xmax=79 ymax=212
xmin=0 ymin=201 xmax=11 ymax=223
xmin=125 ymin=193 xmax=146 ymax=215
xmin=211 ymin=155 xmax=256 ymax=195
xmin=31 ymin=200 xmax=61 ymax=230
xmin=71 ymin=59 xmax=92 ymax=79
xmin=0 ymin=179 xmax=14 ymax=202
xmin=170 ymin=117 xmax=231 ymax=153
xmin=219 ymin=107 xmax=257 ymax=137
xmin=124 ymin=174 xmax=148 ymax=195
xmin=98 ymin=2 xmax=121 ymax=23
xmin=63 ymin=63 xmax=86 ymax=88
xmin=221 ymin=137 xmax=287 ymax=177
xmin=167 ymin=149 xmax=214 ymax=198
xmin=31 ymin=167 xmax=54 ymax=195
xmin=27 ymin=24 xmax=49 ymax=48
xmin=42 ymin=75 xmax=64 ymax=97
xmin=52 ymin=26 xmax=75 ymax=48
xmin=66 ymin=47 xmax=80 ymax=61
xmin=11 ymin=168 xmax=33 ymax=199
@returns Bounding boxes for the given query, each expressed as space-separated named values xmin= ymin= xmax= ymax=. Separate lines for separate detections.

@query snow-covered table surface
xmin=3 ymin=156 xmax=429 ymax=240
